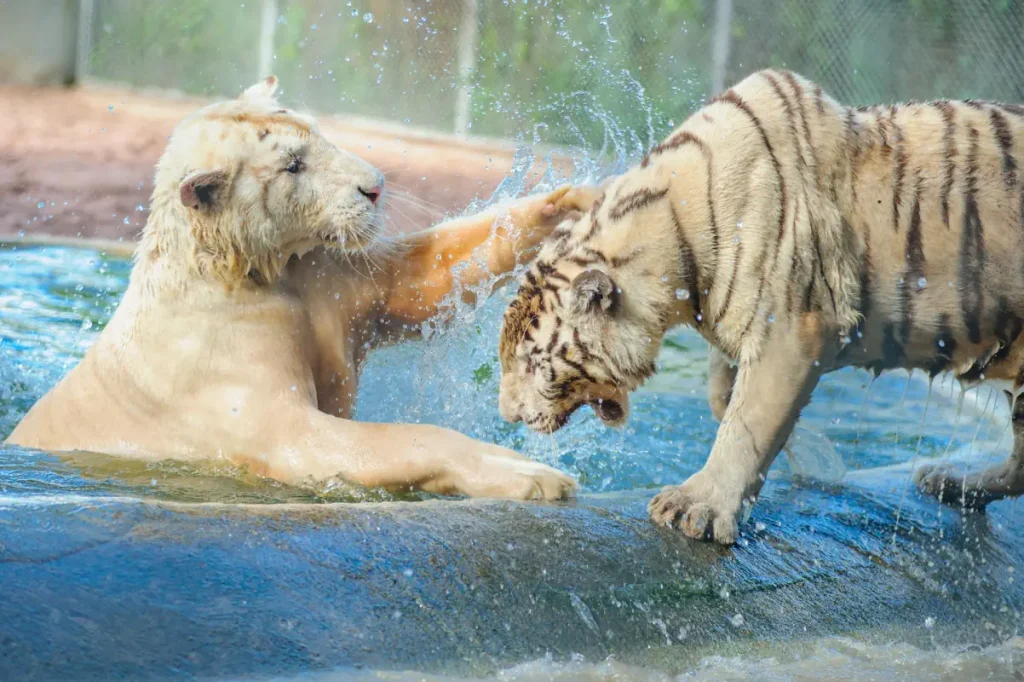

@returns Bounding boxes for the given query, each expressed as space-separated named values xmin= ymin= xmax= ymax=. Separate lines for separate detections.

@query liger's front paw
xmin=648 ymin=474 xmax=741 ymax=545
xmin=541 ymin=184 xmax=604 ymax=220
xmin=463 ymin=454 xmax=577 ymax=501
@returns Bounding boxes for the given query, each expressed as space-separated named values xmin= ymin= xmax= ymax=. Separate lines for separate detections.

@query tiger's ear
xmin=179 ymin=169 xmax=228 ymax=211
xmin=571 ymin=269 xmax=619 ymax=316
xmin=241 ymin=75 xmax=279 ymax=101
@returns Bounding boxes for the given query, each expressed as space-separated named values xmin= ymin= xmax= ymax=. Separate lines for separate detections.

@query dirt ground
xmin=0 ymin=84 xmax=573 ymax=242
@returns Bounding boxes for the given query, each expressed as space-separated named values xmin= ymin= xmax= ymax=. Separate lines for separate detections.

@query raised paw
xmin=914 ymin=461 xmax=1024 ymax=510
xmin=648 ymin=475 xmax=741 ymax=545
xmin=539 ymin=184 xmax=604 ymax=222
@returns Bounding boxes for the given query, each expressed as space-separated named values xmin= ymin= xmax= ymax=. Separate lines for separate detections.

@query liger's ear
xmin=179 ymin=169 xmax=228 ymax=211
xmin=571 ymin=269 xmax=619 ymax=316
xmin=241 ymin=75 xmax=279 ymax=101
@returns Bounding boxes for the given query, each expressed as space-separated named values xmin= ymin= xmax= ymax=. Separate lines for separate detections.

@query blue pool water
xmin=1 ymin=242 xmax=1021 ymax=681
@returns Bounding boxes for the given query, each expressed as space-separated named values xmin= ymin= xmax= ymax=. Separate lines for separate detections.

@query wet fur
xmin=8 ymin=77 xmax=599 ymax=501
xmin=499 ymin=69 xmax=1024 ymax=543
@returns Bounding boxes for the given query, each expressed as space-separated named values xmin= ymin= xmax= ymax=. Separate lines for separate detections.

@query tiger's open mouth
xmin=541 ymin=397 xmax=627 ymax=433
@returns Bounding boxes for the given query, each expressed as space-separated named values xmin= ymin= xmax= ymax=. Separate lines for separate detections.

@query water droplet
xmin=675 ymin=288 xmax=690 ymax=300
xmin=122 ymin=217 xmax=130 ymax=225
xmin=290 ymin=385 xmax=298 ymax=392
xmin=661 ymin=275 xmax=669 ymax=283
xmin=108 ymin=105 xmax=114 ymax=112
xmin=402 ymin=568 xmax=413 ymax=577
xmin=310 ymin=23 xmax=318 ymax=30
xmin=729 ymin=613 xmax=745 ymax=627
xmin=362 ymin=12 xmax=374 ymax=22
xmin=917 ymin=277 xmax=927 ymax=289
xmin=767 ymin=314 xmax=776 ymax=323
xmin=695 ymin=313 xmax=703 ymax=323
xmin=135 ymin=204 xmax=145 ymax=212
xmin=924 ymin=616 xmax=935 ymax=629
xmin=36 ymin=201 xmax=45 ymax=209
xmin=938 ymin=339 xmax=945 ymax=348
xmin=736 ymin=220 xmax=743 ymax=229
xmin=81 ymin=319 xmax=93 ymax=331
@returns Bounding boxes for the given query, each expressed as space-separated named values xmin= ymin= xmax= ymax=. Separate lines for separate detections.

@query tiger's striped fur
xmin=498 ymin=69 xmax=1024 ymax=544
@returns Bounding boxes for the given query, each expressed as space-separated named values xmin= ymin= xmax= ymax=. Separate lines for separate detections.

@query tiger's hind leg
xmin=915 ymin=391 xmax=1024 ymax=509
xmin=707 ymin=346 xmax=738 ymax=422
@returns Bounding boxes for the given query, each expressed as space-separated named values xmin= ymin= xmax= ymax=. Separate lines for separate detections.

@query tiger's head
xmin=498 ymin=175 xmax=692 ymax=433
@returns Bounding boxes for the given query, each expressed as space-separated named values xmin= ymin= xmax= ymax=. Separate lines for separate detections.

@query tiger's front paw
xmin=648 ymin=471 xmax=742 ymax=545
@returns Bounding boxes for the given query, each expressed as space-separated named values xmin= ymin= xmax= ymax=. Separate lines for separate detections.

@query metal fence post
xmin=709 ymin=0 xmax=732 ymax=97
xmin=258 ymin=0 xmax=278 ymax=80
xmin=75 ymin=0 xmax=95 ymax=84
xmin=454 ymin=0 xmax=479 ymax=135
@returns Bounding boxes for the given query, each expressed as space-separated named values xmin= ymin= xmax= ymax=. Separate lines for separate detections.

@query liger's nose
xmin=359 ymin=183 xmax=383 ymax=205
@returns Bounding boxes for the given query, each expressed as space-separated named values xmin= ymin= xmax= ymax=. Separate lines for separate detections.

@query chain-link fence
xmin=79 ymin=0 xmax=1024 ymax=150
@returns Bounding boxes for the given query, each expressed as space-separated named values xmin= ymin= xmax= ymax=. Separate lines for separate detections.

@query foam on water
xmin=273 ymin=635 xmax=1024 ymax=681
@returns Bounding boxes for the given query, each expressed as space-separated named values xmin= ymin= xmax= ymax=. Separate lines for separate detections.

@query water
xmin=1 ymin=244 xmax=1022 ymax=681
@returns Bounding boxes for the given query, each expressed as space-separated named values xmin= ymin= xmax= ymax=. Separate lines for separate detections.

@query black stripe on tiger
xmin=814 ymin=85 xmax=825 ymax=115
xmin=992 ymin=296 xmax=1024 ymax=364
xmin=541 ymin=282 xmax=563 ymax=307
xmin=836 ymin=221 xmax=871 ymax=365
xmin=557 ymin=345 xmax=597 ymax=384
xmin=925 ymin=314 xmax=958 ymax=378
xmin=670 ymin=202 xmax=702 ymax=325
xmin=710 ymin=90 xmax=787 ymax=325
xmin=997 ymin=102 xmax=1024 ymax=118
xmin=643 ymin=130 xmax=707 ymax=167
xmin=711 ymin=90 xmax=787 ymax=240
xmin=899 ymin=179 xmax=925 ymax=344
xmin=959 ymin=125 xmax=986 ymax=345
xmin=780 ymin=70 xmax=818 ymax=172
xmin=607 ymin=187 xmax=669 ymax=221
xmin=935 ymin=100 xmax=957 ymax=229
xmin=960 ymin=297 xmax=1023 ymax=383
xmin=890 ymin=106 xmax=908 ymax=231
xmin=867 ymin=322 xmax=905 ymax=376
xmin=988 ymin=107 xmax=1017 ymax=191
xmin=844 ymin=108 xmax=862 ymax=201
xmin=536 ymin=261 xmax=570 ymax=284
xmin=761 ymin=71 xmax=806 ymax=171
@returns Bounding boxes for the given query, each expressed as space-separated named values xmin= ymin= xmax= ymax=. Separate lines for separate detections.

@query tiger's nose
xmin=498 ymin=390 xmax=523 ymax=424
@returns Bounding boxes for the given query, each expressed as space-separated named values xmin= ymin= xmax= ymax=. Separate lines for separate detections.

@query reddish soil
xmin=0 ymin=84 xmax=572 ymax=242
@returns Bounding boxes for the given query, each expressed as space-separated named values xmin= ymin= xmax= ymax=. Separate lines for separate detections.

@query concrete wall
xmin=0 ymin=0 xmax=79 ymax=85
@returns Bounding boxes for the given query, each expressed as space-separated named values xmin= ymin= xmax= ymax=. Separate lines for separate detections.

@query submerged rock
xmin=0 ymin=467 xmax=1021 ymax=681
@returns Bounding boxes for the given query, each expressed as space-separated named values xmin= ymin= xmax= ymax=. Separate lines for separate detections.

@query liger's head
xmin=152 ymin=75 xmax=385 ymax=285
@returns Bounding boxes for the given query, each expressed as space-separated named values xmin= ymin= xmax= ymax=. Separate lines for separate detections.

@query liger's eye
xmin=285 ymin=158 xmax=304 ymax=174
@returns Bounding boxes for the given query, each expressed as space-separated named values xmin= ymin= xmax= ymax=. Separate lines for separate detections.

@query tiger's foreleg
xmin=915 ymin=390 xmax=1024 ymax=508
xmin=650 ymin=313 xmax=835 ymax=544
